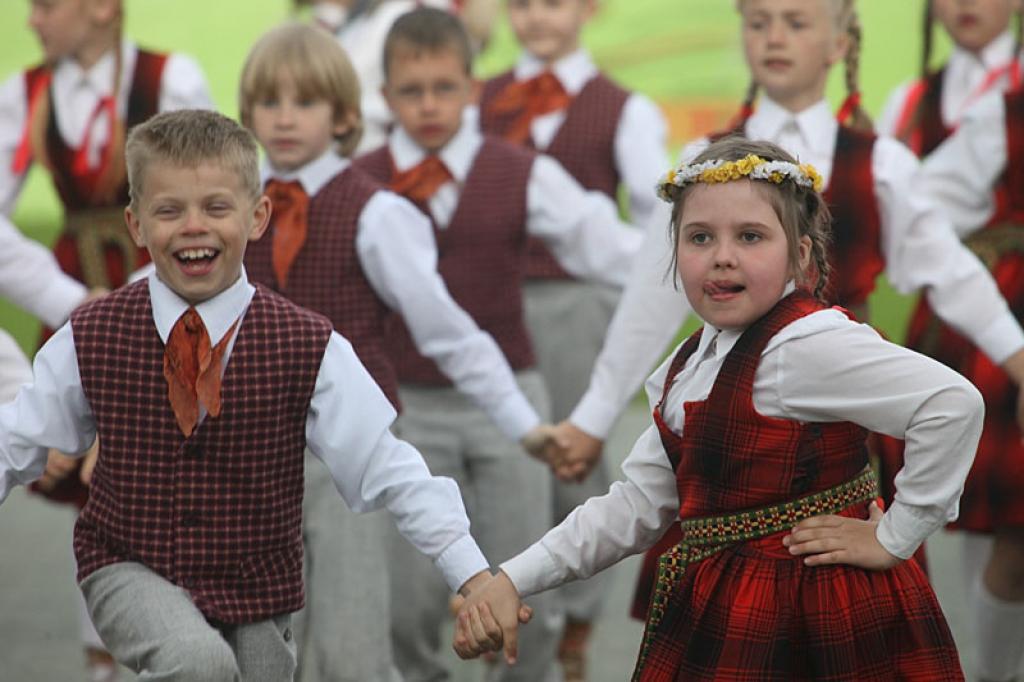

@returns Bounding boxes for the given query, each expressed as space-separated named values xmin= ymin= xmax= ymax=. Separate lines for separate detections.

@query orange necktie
xmin=390 ymin=155 xmax=454 ymax=204
xmin=163 ymin=308 xmax=238 ymax=437
xmin=485 ymin=72 xmax=572 ymax=144
xmin=265 ymin=179 xmax=310 ymax=288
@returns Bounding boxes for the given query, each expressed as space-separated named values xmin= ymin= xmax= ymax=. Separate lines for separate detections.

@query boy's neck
xmin=71 ymin=31 xmax=119 ymax=72
xmin=528 ymin=42 xmax=581 ymax=70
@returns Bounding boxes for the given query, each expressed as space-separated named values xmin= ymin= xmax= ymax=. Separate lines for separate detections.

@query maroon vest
xmin=245 ymin=167 xmax=400 ymax=410
xmin=26 ymin=49 xmax=167 ymax=209
xmin=480 ymin=70 xmax=630 ymax=279
xmin=893 ymin=69 xmax=951 ymax=158
xmin=709 ymin=124 xmax=885 ymax=310
xmin=654 ymin=291 xmax=868 ymax=519
xmin=354 ymin=138 xmax=536 ymax=385
xmin=72 ymin=281 xmax=332 ymax=624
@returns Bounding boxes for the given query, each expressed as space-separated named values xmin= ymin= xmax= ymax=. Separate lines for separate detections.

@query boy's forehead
xmin=139 ymin=160 xmax=248 ymax=197
xmin=387 ymin=43 xmax=469 ymax=77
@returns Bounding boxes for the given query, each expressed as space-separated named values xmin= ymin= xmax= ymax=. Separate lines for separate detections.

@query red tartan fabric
xmin=632 ymin=291 xmax=961 ymax=680
xmin=900 ymin=89 xmax=1024 ymax=532
xmin=894 ymin=69 xmax=952 ymax=157
xmin=245 ymin=167 xmax=401 ymax=409
xmin=480 ymin=70 xmax=628 ymax=280
xmin=71 ymin=281 xmax=332 ymax=624
xmin=354 ymin=139 xmax=536 ymax=385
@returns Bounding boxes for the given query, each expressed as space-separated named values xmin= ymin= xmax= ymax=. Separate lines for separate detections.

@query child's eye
xmin=259 ymin=97 xmax=279 ymax=108
xmin=297 ymin=98 xmax=317 ymax=108
xmin=689 ymin=232 xmax=711 ymax=245
xmin=207 ymin=203 xmax=232 ymax=216
xmin=740 ymin=231 xmax=762 ymax=243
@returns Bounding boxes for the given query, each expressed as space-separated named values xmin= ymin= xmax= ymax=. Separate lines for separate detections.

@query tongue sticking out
xmin=705 ymin=281 xmax=744 ymax=296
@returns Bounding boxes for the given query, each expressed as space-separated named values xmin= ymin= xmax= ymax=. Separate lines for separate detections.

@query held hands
xmin=520 ymin=423 xmax=568 ymax=466
xmin=453 ymin=571 xmax=530 ymax=664
xmin=782 ymin=501 xmax=901 ymax=571
xmin=549 ymin=421 xmax=603 ymax=483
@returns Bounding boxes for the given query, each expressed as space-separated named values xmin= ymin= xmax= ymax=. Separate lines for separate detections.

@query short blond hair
xmin=125 ymin=109 xmax=261 ymax=210
xmin=239 ymin=22 xmax=363 ymax=157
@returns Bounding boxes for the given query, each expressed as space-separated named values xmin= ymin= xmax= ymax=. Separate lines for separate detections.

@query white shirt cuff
xmin=974 ymin=310 xmax=1024 ymax=366
xmin=875 ymin=500 xmax=947 ymax=560
xmin=35 ymin=277 xmax=88 ymax=329
xmin=569 ymin=388 xmax=629 ymax=440
xmin=499 ymin=542 xmax=562 ymax=599
xmin=435 ymin=534 xmax=490 ymax=593
xmin=490 ymin=393 xmax=542 ymax=442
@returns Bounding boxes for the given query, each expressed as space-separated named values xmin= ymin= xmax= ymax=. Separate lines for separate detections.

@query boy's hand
xmin=782 ymin=501 xmax=900 ymax=571
xmin=453 ymin=571 xmax=529 ymax=665
xmin=550 ymin=421 xmax=603 ymax=483
xmin=79 ymin=438 xmax=100 ymax=486
xmin=520 ymin=424 xmax=569 ymax=467
xmin=35 ymin=449 xmax=79 ymax=492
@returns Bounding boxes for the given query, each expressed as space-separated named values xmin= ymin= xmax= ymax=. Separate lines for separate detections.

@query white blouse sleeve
xmin=0 ymin=71 xmax=29 ymax=217
xmin=873 ymin=134 xmax=1024 ymax=365
xmin=159 ymin=53 xmax=215 ymax=111
xmin=760 ymin=313 xmax=984 ymax=559
xmin=614 ymin=93 xmax=669 ymax=228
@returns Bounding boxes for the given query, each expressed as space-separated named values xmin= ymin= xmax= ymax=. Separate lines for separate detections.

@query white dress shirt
xmin=877 ymin=31 xmax=1021 ymax=138
xmin=508 ymin=48 xmax=669 ymax=227
xmin=0 ymin=213 xmax=86 ymax=328
xmin=917 ymin=91 xmax=1010 ymax=237
xmin=0 ymin=269 xmax=488 ymax=592
xmin=569 ymin=95 xmax=1024 ymax=439
xmin=262 ymin=150 xmax=540 ymax=441
xmin=503 ymin=304 xmax=984 ymax=597
xmin=388 ymin=113 xmax=643 ymax=288
xmin=0 ymin=41 xmax=214 ymax=216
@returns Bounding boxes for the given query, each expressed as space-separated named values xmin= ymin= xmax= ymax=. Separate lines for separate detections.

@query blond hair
xmin=667 ymin=136 xmax=833 ymax=301
xmin=238 ymin=22 xmax=363 ymax=157
xmin=125 ymin=109 xmax=261 ymax=210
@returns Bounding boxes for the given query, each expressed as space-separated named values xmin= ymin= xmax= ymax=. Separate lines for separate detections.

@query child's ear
xmin=826 ymin=23 xmax=851 ymax=68
xmin=797 ymin=234 xmax=812 ymax=272
xmin=124 ymin=206 xmax=146 ymax=248
xmin=332 ymin=109 xmax=359 ymax=138
xmin=248 ymin=195 xmax=273 ymax=242
xmin=89 ymin=0 xmax=121 ymax=27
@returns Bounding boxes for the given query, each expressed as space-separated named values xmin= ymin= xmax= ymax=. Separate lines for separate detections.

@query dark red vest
xmin=710 ymin=124 xmax=885 ymax=310
xmin=893 ymin=69 xmax=952 ymax=158
xmin=354 ymin=138 xmax=536 ymax=385
xmin=72 ymin=281 xmax=332 ymax=624
xmin=480 ymin=70 xmax=630 ymax=279
xmin=245 ymin=167 xmax=400 ymax=410
xmin=654 ymin=291 xmax=869 ymax=519
xmin=25 ymin=49 xmax=167 ymax=210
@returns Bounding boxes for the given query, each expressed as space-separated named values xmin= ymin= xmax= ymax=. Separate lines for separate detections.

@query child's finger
xmin=788 ymin=535 xmax=843 ymax=556
xmin=867 ymin=501 xmax=884 ymax=522
xmin=791 ymin=514 xmax=843 ymax=532
xmin=518 ymin=604 xmax=533 ymax=624
xmin=802 ymin=550 xmax=847 ymax=566
xmin=453 ymin=612 xmax=482 ymax=659
xmin=469 ymin=604 xmax=502 ymax=651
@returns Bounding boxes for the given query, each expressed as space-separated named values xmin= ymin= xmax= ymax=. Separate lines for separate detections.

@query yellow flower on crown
xmin=655 ymin=153 xmax=825 ymax=203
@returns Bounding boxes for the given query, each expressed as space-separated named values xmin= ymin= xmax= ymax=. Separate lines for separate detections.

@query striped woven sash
xmin=634 ymin=466 xmax=879 ymax=679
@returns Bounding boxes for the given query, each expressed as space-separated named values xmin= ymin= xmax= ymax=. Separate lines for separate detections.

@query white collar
xmin=514 ymin=48 xmax=596 ymax=96
xmin=260 ymin=148 xmax=350 ymax=198
xmin=747 ymin=96 xmax=835 ymax=152
xmin=696 ymin=281 xmax=799 ymax=361
xmin=52 ymin=40 xmax=137 ymax=96
xmin=148 ymin=267 xmax=255 ymax=346
xmin=389 ymin=109 xmax=482 ymax=183
xmin=947 ymin=30 xmax=1018 ymax=75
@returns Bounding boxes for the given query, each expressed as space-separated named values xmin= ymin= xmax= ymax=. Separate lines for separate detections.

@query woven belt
xmin=633 ymin=466 xmax=878 ymax=680
xmin=64 ymin=207 xmax=139 ymax=290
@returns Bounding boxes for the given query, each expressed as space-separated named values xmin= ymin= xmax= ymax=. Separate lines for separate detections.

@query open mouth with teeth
xmin=174 ymin=247 xmax=220 ymax=275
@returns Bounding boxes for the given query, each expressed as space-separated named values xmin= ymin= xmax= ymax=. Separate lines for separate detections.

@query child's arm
xmin=356 ymin=192 xmax=545 ymax=446
xmin=0 ymin=71 xmax=30 ymax=216
xmin=305 ymin=331 xmax=491 ymax=592
xmin=762 ymin=311 xmax=984 ymax=563
xmin=0 ymin=324 xmax=97 ymax=504
xmin=525 ymin=155 xmax=644 ymax=289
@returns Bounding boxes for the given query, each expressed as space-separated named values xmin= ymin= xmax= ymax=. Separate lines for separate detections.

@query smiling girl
xmin=451 ymin=137 xmax=973 ymax=681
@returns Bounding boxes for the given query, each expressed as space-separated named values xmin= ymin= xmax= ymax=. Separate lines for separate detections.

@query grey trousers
xmin=294 ymin=453 xmax=401 ymax=682
xmin=389 ymin=371 xmax=562 ymax=682
xmin=80 ymin=561 xmax=296 ymax=681
xmin=523 ymin=280 xmax=618 ymax=622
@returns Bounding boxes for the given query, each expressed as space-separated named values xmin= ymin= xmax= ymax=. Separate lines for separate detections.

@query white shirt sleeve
xmin=874 ymin=134 xmax=1024 ymax=365
xmin=760 ymin=316 xmax=984 ymax=559
xmin=0 ymin=71 xmax=29 ymax=217
xmin=0 ymin=329 xmax=32 ymax=403
xmin=356 ymin=191 xmax=541 ymax=441
xmin=0 ymin=323 xmax=97 ymax=504
xmin=0 ymin=214 xmax=87 ymax=327
xmin=918 ymin=91 xmax=1006 ymax=237
xmin=569 ymin=200 xmax=691 ymax=438
xmin=614 ymin=93 xmax=669 ymax=228
xmin=501 ymin=423 xmax=678 ymax=598
xmin=526 ymin=155 xmax=643 ymax=288
xmin=305 ymin=331 xmax=489 ymax=592
xmin=875 ymin=80 xmax=916 ymax=139
xmin=159 ymin=53 xmax=215 ymax=111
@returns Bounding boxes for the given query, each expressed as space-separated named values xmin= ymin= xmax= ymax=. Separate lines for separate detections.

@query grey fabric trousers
xmin=81 ymin=561 xmax=296 ymax=681
xmin=523 ymin=279 xmax=618 ymax=622
xmin=388 ymin=371 xmax=563 ymax=682
xmin=294 ymin=452 xmax=402 ymax=682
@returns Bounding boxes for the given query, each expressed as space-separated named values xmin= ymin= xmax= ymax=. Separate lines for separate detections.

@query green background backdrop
xmin=0 ymin=0 xmax=950 ymax=353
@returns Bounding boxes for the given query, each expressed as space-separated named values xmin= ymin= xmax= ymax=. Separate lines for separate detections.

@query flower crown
xmin=656 ymin=154 xmax=824 ymax=203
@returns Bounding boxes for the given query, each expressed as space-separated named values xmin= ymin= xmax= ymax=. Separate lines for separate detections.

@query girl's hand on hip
xmin=782 ymin=501 xmax=901 ymax=571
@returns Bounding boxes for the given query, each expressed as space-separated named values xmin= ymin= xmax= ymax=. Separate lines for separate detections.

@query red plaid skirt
xmin=634 ymin=506 xmax=962 ymax=681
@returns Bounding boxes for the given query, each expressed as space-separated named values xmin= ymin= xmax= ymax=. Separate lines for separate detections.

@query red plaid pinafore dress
xmin=633 ymin=292 xmax=961 ymax=681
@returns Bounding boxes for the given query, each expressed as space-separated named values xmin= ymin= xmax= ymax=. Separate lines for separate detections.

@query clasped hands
xmin=451 ymin=570 xmax=528 ymax=664
xmin=519 ymin=420 xmax=604 ymax=482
